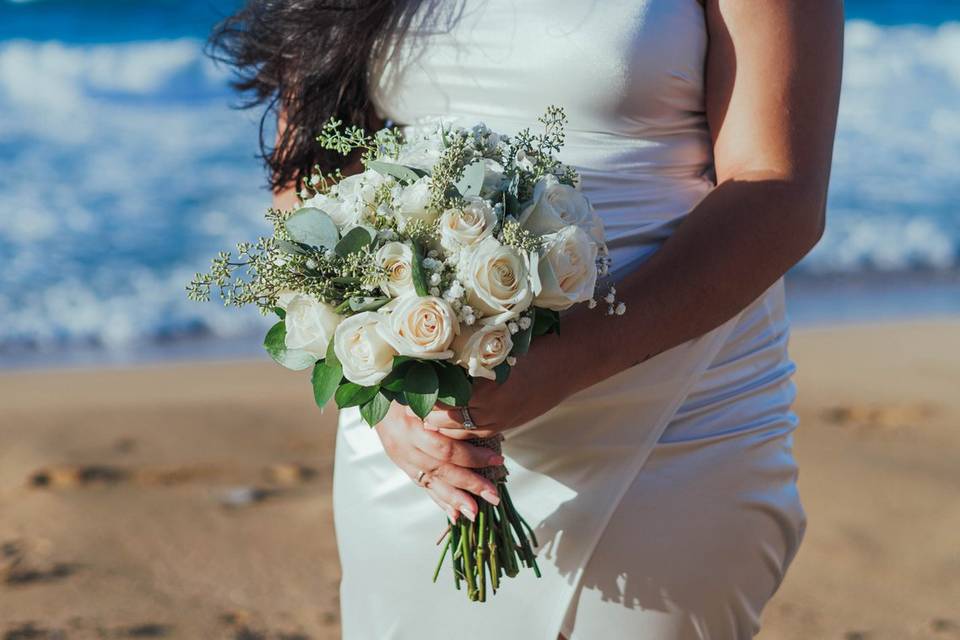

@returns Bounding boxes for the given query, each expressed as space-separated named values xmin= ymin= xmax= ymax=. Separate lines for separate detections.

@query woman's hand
xmin=406 ymin=341 xmax=576 ymax=440
xmin=374 ymin=401 xmax=504 ymax=521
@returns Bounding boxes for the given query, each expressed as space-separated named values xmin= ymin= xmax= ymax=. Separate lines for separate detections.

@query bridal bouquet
xmin=188 ymin=107 xmax=622 ymax=601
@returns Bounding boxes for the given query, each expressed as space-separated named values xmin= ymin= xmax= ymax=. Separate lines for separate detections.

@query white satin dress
xmin=333 ymin=1 xmax=806 ymax=638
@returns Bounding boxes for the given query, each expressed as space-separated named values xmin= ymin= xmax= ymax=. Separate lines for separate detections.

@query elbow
xmin=777 ymin=181 xmax=828 ymax=262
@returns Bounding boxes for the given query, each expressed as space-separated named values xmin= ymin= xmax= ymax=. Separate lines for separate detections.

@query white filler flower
xmin=279 ymin=292 xmax=343 ymax=359
xmin=333 ymin=312 xmax=397 ymax=386
xmin=452 ymin=323 xmax=513 ymax=380
xmin=378 ymin=294 xmax=459 ymax=360
xmin=534 ymin=225 xmax=600 ymax=311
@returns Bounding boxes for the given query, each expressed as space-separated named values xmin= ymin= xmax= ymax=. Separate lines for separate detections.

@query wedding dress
xmin=333 ymin=1 xmax=806 ymax=638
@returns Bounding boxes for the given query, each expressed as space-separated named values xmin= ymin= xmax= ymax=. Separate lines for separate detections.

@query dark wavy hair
xmin=208 ymin=1 xmax=420 ymax=192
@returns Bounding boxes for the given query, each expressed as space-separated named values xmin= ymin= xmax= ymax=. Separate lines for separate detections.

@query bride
xmin=212 ymin=0 xmax=842 ymax=637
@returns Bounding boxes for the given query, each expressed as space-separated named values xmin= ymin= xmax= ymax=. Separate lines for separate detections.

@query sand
xmin=1 ymin=321 xmax=958 ymax=639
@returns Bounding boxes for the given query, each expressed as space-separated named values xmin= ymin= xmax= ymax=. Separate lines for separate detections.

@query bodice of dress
xmin=371 ymin=0 xmax=715 ymax=273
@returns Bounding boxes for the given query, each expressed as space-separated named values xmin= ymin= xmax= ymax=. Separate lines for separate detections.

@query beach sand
xmin=1 ymin=322 xmax=957 ymax=639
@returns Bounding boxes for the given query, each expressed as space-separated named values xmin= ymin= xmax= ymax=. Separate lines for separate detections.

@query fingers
xmin=425 ymin=489 xmax=461 ymax=523
xmin=428 ymin=462 xmax=500 ymax=507
xmin=412 ymin=428 xmax=503 ymax=469
xmin=420 ymin=407 xmax=464 ymax=431
xmin=425 ymin=476 xmax=492 ymax=522
xmin=436 ymin=427 xmax=500 ymax=440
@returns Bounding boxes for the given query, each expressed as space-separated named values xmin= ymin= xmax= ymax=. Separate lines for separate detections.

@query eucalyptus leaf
xmin=366 ymin=159 xmax=427 ymax=184
xmin=409 ymin=241 xmax=429 ymax=296
xmin=403 ymin=362 xmax=439 ymax=420
xmin=348 ymin=296 xmax=390 ymax=313
xmin=493 ymin=362 xmax=511 ymax=385
xmin=359 ymin=391 xmax=391 ymax=427
xmin=335 ymin=226 xmax=375 ymax=257
xmin=335 ymin=383 xmax=380 ymax=409
xmin=263 ymin=321 xmax=316 ymax=371
xmin=311 ymin=358 xmax=342 ymax=408
xmin=437 ymin=364 xmax=472 ymax=407
xmin=454 ymin=160 xmax=485 ymax=199
xmin=275 ymin=239 xmax=307 ymax=255
xmin=285 ymin=207 xmax=339 ymax=250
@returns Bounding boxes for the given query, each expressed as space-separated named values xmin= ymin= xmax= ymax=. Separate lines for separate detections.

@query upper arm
xmin=704 ymin=0 xmax=843 ymax=195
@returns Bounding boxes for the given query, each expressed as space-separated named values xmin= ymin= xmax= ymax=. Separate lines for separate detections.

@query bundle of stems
xmin=431 ymin=436 xmax=540 ymax=601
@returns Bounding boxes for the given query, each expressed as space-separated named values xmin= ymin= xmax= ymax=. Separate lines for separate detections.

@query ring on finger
xmin=461 ymin=407 xmax=477 ymax=430
xmin=415 ymin=469 xmax=428 ymax=487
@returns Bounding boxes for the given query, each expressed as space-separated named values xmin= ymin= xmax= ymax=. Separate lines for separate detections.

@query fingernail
xmin=480 ymin=490 xmax=500 ymax=506
xmin=488 ymin=455 xmax=505 ymax=465
xmin=461 ymin=506 xmax=476 ymax=522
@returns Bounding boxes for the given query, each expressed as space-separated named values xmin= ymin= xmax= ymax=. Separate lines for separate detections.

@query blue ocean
xmin=1 ymin=0 xmax=958 ymax=367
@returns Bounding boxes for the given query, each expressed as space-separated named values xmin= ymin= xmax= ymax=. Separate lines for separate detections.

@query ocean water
xmin=0 ymin=0 xmax=958 ymax=367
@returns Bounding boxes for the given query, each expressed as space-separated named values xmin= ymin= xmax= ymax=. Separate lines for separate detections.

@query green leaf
xmin=275 ymin=239 xmax=307 ymax=255
xmin=493 ymin=362 xmax=511 ymax=385
xmin=532 ymin=307 xmax=560 ymax=336
xmin=285 ymin=207 xmax=339 ymax=250
xmin=325 ymin=336 xmax=340 ymax=368
xmin=335 ymin=383 xmax=380 ymax=409
xmin=510 ymin=322 xmax=533 ymax=356
xmin=348 ymin=296 xmax=390 ymax=313
xmin=334 ymin=226 xmax=375 ymax=257
xmin=408 ymin=241 xmax=429 ymax=297
xmin=263 ymin=321 xmax=317 ymax=371
xmin=311 ymin=359 xmax=342 ymax=408
xmin=366 ymin=160 xmax=427 ymax=184
xmin=380 ymin=368 xmax=406 ymax=392
xmin=403 ymin=362 xmax=439 ymax=420
xmin=273 ymin=307 xmax=286 ymax=319
xmin=359 ymin=391 xmax=391 ymax=427
xmin=454 ymin=160 xmax=485 ymax=198
xmin=437 ymin=364 xmax=472 ymax=407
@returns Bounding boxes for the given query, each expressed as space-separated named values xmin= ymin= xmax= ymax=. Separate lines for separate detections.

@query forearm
xmin=541 ymin=173 xmax=825 ymax=398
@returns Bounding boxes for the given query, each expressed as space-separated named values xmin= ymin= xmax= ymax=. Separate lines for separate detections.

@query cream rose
xmin=378 ymin=294 xmax=458 ymax=360
xmin=393 ymin=176 xmax=437 ymax=229
xmin=279 ymin=292 xmax=342 ymax=359
xmin=462 ymin=237 xmax=534 ymax=324
xmin=333 ymin=312 xmax=396 ymax=386
xmin=452 ymin=323 xmax=513 ymax=380
xmin=304 ymin=169 xmax=387 ymax=228
xmin=518 ymin=175 xmax=605 ymax=246
xmin=438 ymin=196 xmax=497 ymax=253
xmin=375 ymin=241 xmax=417 ymax=297
xmin=534 ymin=226 xmax=599 ymax=311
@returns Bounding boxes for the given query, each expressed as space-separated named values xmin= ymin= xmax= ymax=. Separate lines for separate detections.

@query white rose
xmin=462 ymin=237 xmax=534 ymax=324
xmin=280 ymin=293 xmax=343 ymax=359
xmin=378 ymin=294 xmax=459 ymax=360
xmin=333 ymin=312 xmax=396 ymax=386
xmin=535 ymin=225 xmax=600 ymax=311
xmin=518 ymin=175 xmax=605 ymax=246
xmin=452 ymin=323 xmax=513 ymax=380
xmin=375 ymin=241 xmax=417 ymax=297
xmin=439 ymin=196 xmax=497 ymax=253
xmin=301 ymin=191 xmax=361 ymax=229
xmin=313 ymin=169 xmax=388 ymax=228
xmin=393 ymin=176 xmax=437 ymax=229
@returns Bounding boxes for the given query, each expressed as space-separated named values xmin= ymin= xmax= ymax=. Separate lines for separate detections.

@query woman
xmin=213 ymin=0 xmax=842 ymax=637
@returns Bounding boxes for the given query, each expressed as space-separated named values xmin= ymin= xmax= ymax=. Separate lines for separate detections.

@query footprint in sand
xmin=1 ymin=539 xmax=80 ymax=588
xmin=219 ymin=611 xmax=312 ymax=640
xmin=2 ymin=622 xmax=67 ymax=639
xmin=822 ymin=403 xmax=936 ymax=431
